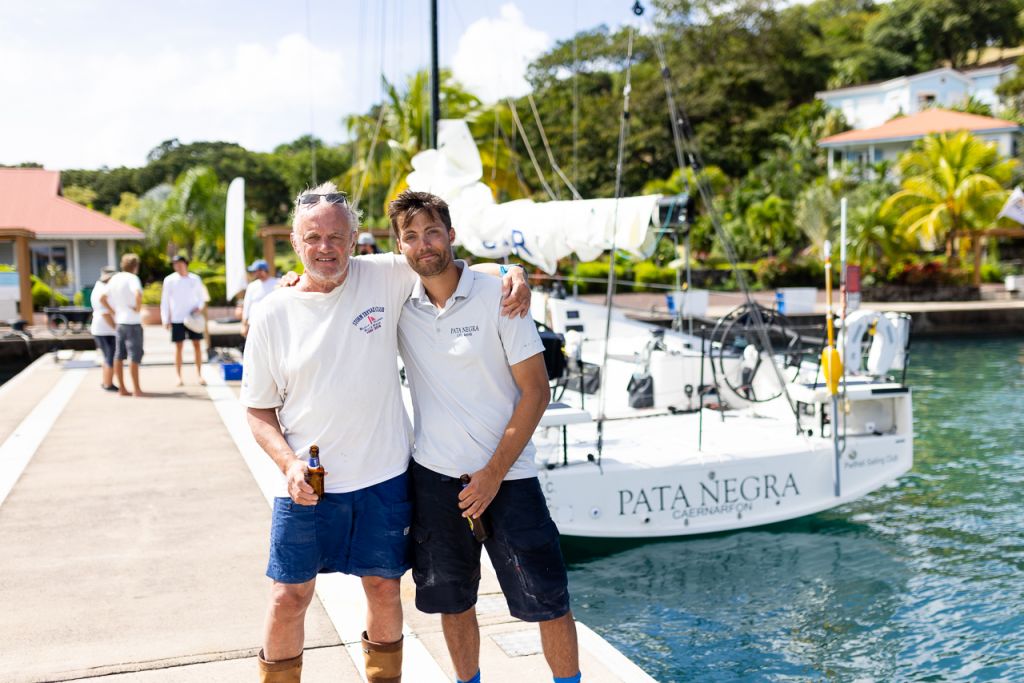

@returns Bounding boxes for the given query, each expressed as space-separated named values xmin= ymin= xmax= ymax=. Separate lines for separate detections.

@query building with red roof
xmin=0 ymin=168 xmax=143 ymax=321
xmin=818 ymin=108 xmax=1020 ymax=177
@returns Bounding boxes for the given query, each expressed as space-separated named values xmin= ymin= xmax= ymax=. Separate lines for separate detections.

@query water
xmin=565 ymin=337 xmax=1024 ymax=682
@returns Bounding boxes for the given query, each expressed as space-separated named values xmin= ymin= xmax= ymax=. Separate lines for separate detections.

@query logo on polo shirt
xmin=352 ymin=306 xmax=385 ymax=334
xmin=450 ymin=325 xmax=480 ymax=338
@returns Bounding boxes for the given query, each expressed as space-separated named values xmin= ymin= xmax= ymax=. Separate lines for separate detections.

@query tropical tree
xmin=881 ymin=131 xmax=1014 ymax=284
xmin=795 ymin=180 xmax=837 ymax=259
xmin=150 ymin=166 xmax=227 ymax=260
xmin=343 ymin=69 xmax=484 ymax=224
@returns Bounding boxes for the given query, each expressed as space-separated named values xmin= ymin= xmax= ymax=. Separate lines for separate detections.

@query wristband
xmin=499 ymin=263 xmax=526 ymax=275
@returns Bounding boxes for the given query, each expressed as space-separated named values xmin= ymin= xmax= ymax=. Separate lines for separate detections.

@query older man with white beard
xmin=240 ymin=183 xmax=530 ymax=683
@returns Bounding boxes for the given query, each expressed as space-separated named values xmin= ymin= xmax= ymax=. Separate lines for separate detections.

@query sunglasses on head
xmin=297 ymin=192 xmax=348 ymax=206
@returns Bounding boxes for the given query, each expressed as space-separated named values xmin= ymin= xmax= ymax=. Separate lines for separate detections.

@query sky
xmin=0 ymin=0 xmax=644 ymax=171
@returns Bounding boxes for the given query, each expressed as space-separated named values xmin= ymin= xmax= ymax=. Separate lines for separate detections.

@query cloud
xmin=0 ymin=34 xmax=354 ymax=170
xmin=451 ymin=3 xmax=552 ymax=103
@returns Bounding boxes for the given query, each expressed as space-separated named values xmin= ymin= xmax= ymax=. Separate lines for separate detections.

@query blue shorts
xmin=410 ymin=461 xmax=571 ymax=622
xmin=267 ymin=471 xmax=412 ymax=584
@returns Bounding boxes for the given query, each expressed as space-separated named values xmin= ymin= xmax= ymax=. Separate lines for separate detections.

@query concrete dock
xmin=0 ymin=327 xmax=654 ymax=683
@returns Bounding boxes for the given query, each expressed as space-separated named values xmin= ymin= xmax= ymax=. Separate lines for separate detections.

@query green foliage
xmin=980 ymin=262 xmax=1004 ymax=283
xmin=753 ymin=255 xmax=827 ymax=288
xmin=882 ymin=132 xmax=1014 ymax=277
xmin=62 ymin=185 xmax=98 ymax=208
xmin=202 ymin=275 xmax=228 ymax=305
xmin=30 ymin=275 xmax=69 ymax=309
xmin=567 ymin=261 xmax=628 ymax=294
xmin=631 ymin=261 xmax=676 ymax=292
xmin=141 ymin=281 xmax=162 ymax=306
xmin=123 ymin=244 xmax=172 ymax=285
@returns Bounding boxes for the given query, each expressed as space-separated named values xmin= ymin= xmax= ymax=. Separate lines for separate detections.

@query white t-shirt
xmin=105 ymin=271 xmax=143 ymax=325
xmin=242 ymin=276 xmax=280 ymax=321
xmin=89 ymin=280 xmax=116 ymax=336
xmin=161 ymin=271 xmax=208 ymax=324
xmin=398 ymin=262 xmax=545 ymax=481
xmin=240 ymin=254 xmax=417 ymax=496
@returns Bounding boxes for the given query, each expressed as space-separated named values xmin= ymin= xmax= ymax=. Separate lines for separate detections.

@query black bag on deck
xmin=538 ymin=330 xmax=568 ymax=380
xmin=627 ymin=372 xmax=654 ymax=408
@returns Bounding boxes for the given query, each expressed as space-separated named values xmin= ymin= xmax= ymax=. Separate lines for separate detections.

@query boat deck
xmin=0 ymin=326 xmax=652 ymax=683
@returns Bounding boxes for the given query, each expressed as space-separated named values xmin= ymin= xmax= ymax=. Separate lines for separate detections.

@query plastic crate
xmin=221 ymin=362 xmax=243 ymax=381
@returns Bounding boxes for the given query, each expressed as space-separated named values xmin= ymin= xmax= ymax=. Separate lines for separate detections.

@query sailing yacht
xmin=401 ymin=119 xmax=914 ymax=539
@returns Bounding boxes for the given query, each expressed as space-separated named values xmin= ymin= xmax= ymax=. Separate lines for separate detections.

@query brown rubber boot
xmin=258 ymin=649 xmax=303 ymax=682
xmin=361 ymin=631 xmax=403 ymax=683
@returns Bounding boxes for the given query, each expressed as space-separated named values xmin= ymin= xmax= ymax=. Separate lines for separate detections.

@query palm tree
xmin=150 ymin=166 xmax=227 ymax=259
xmin=881 ymin=131 xmax=1014 ymax=284
xmin=343 ymin=69 xmax=493 ymax=223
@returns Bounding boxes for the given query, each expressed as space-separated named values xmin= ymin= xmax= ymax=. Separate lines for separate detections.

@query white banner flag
xmin=225 ymin=177 xmax=247 ymax=301
xmin=998 ymin=187 xmax=1024 ymax=225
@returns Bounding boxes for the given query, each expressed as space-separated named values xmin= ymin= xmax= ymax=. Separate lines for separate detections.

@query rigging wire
xmin=304 ymin=0 xmax=317 ymax=186
xmin=505 ymin=97 xmax=559 ymax=200
xmin=526 ymin=93 xmax=583 ymax=200
xmin=572 ymin=0 xmax=579 ymax=190
xmin=646 ymin=11 xmax=802 ymax=428
xmin=596 ymin=25 xmax=636 ymax=458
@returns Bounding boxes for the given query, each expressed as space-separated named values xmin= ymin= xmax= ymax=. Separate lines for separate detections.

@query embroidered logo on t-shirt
xmin=451 ymin=325 xmax=480 ymax=337
xmin=352 ymin=306 xmax=385 ymax=334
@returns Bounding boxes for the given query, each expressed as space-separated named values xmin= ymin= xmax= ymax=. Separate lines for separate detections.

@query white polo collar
xmin=409 ymin=260 xmax=475 ymax=310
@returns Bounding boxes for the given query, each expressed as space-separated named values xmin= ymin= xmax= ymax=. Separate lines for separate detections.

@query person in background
xmin=356 ymin=231 xmax=381 ymax=255
xmin=89 ymin=265 xmax=118 ymax=392
xmin=102 ymin=253 xmax=144 ymax=397
xmin=160 ymin=254 xmax=208 ymax=386
xmin=240 ymin=259 xmax=279 ymax=339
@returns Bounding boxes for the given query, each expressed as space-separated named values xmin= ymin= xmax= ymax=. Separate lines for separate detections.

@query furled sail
xmin=406 ymin=119 xmax=661 ymax=274
xmin=224 ymin=177 xmax=247 ymax=301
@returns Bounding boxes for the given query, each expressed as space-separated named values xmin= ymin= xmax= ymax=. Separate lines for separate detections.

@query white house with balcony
xmin=816 ymin=58 xmax=1018 ymax=130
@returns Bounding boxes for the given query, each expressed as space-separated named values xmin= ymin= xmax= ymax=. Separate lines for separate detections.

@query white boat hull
xmin=539 ymin=431 xmax=912 ymax=538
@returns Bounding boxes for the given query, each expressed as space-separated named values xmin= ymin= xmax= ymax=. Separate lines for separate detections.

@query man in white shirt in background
xmin=240 ymin=258 xmax=278 ymax=339
xmin=390 ymin=190 xmax=580 ymax=683
xmin=89 ymin=265 xmax=118 ymax=392
xmin=160 ymin=254 xmax=209 ymax=386
xmin=102 ymin=253 xmax=145 ymax=397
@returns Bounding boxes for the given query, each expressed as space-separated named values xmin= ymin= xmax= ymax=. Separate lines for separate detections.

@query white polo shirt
xmin=398 ymin=262 xmax=545 ymax=481
xmin=161 ymin=271 xmax=208 ymax=324
xmin=240 ymin=254 xmax=417 ymax=496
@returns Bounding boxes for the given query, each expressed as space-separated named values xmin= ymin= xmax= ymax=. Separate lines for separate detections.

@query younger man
xmin=390 ymin=190 xmax=581 ymax=683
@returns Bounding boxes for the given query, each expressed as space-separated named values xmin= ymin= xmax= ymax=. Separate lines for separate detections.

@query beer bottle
xmin=306 ymin=445 xmax=326 ymax=502
xmin=459 ymin=474 xmax=489 ymax=543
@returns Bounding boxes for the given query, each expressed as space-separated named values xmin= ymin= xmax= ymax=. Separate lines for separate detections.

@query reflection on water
xmin=565 ymin=338 xmax=1024 ymax=681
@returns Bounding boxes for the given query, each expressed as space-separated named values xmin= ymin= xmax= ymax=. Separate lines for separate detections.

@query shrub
xmin=567 ymin=261 xmax=629 ymax=294
xmin=980 ymin=262 xmax=1003 ymax=283
xmin=141 ymin=281 xmax=162 ymax=305
xmin=203 ymin=275 xmax=228 ymax=305
xmin=632 ymin=261 xmax=676 ymax=292
xmin=754 ymin=256 xmax=827 ymax=288
xmin=31 ymin=275 xmax=69 ymax=309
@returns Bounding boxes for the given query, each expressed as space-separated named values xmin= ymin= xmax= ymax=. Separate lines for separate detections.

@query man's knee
xmin=269 ymin=581 xmax=315 ymax=620
xmin=362 ymin=576 xmax=401 ymax=604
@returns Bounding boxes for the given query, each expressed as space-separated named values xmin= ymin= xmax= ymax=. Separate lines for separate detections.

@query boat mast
xmin=430 ymin=0 xmax=440 ymax=150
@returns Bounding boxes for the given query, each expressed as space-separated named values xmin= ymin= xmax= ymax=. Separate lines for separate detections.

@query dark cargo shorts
xmin=410 ymin=460 xmax=570 ymax=622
